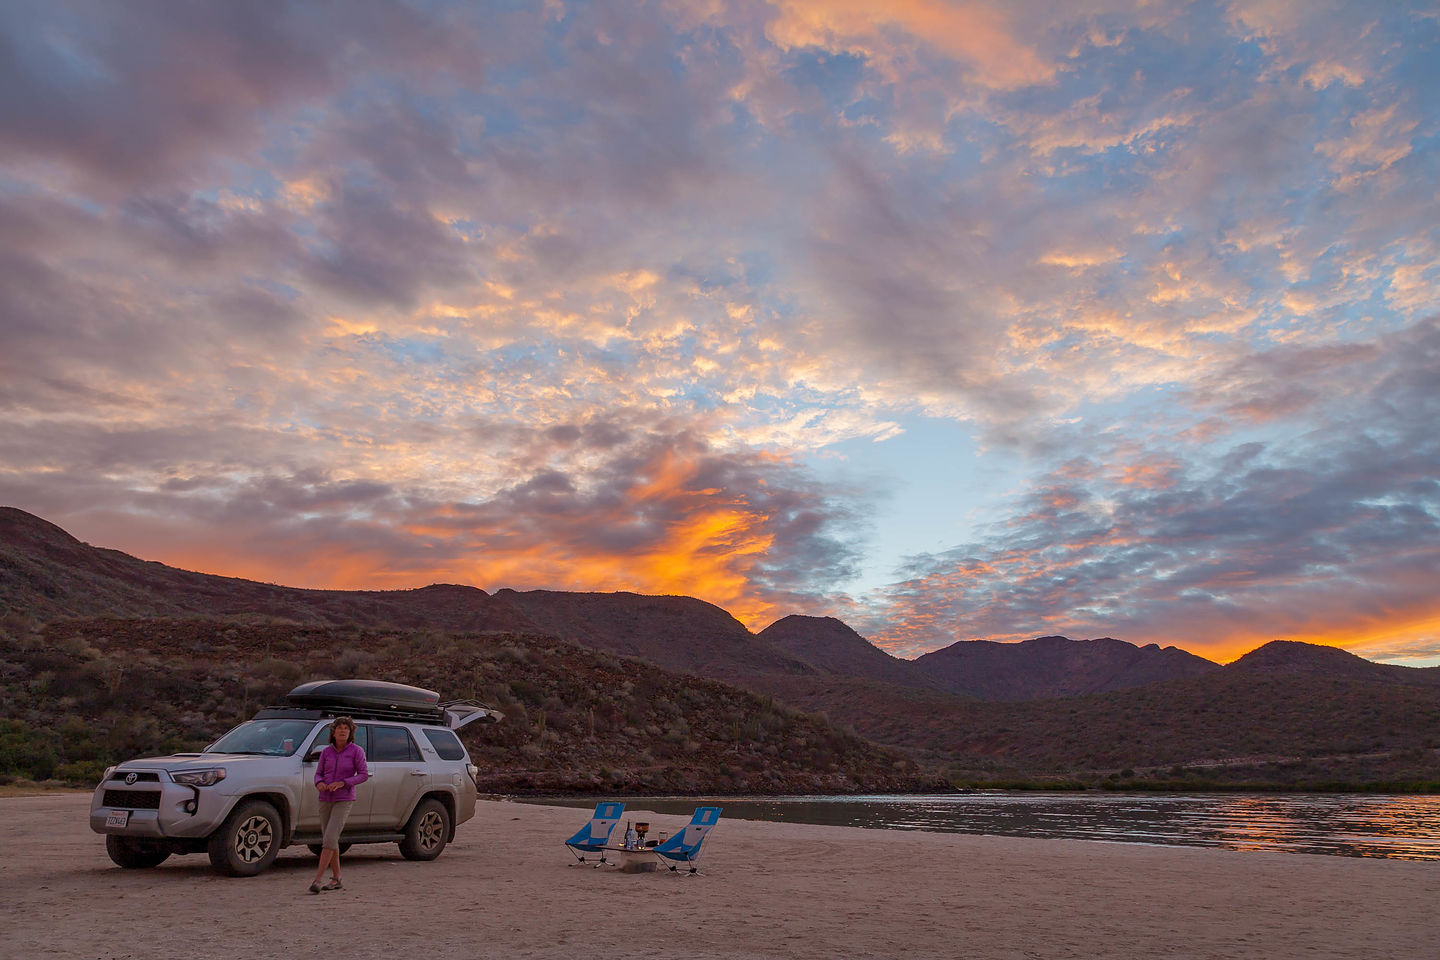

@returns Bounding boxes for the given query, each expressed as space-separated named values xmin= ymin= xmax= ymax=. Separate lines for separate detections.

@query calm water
xmin=527 ymin=793 xmax=1440 ymax=860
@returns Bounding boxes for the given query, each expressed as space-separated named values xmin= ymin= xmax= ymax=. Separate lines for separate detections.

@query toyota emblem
xmin=124 ymin=772 xmax=138 ymax=785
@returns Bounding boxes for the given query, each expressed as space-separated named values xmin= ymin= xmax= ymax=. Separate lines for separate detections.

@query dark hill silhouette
xmin=911 ymin=634 xmax=1221 ymax=700
xmin=0 ymin=506 xmax=537 ymax=632
xmin=758 ymin=615 xmax=936 ymax=689
xmin=492 ymin=589 xmax=816 ymax=682
xmin=1229 ymin=639 xmax=1440 ymax=685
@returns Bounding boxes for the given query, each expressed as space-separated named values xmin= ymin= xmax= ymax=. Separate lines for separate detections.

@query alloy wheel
xmin=234 ymin=814 xmax=274 ymax=863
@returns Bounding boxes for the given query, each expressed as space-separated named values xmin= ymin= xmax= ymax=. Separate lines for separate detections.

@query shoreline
xmin=4 ymin=794 xmax=1437 ymax=959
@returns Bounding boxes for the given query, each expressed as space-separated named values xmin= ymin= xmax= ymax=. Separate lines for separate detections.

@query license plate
xmin=106 ymin=810 xmax=130 ymax=828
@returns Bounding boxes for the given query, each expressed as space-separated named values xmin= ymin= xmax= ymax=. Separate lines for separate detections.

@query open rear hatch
xmin=441 ymin=700 xmax=504 ymax=730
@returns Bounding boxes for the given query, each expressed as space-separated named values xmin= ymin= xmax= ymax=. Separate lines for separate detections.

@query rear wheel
xmin=105 ymin=835 xmax=171 ymax=869
xmin=207 ymin=799 xmax=282 ymax=877
xmin=399 ymin=798 xmax=450 ymax=861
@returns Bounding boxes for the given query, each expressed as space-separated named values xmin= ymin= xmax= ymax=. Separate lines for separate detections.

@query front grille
xmin=113 ymin=771 xmax=160 ymax=783
xmin=103 ymin=789 xmax=161 ymax=809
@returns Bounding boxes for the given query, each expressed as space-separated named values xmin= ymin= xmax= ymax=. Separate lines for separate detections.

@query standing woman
xmin=310 ymin=716 xmax=367 ymax=893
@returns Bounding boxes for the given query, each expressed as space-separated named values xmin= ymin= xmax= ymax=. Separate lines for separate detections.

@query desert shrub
xmin=55 ymin=759 xmax=109 ymax=786
xmin=508 ymin=678 xmax=542 ymax=702
xmin=256 ymin=657 xmax=304 ymax=684
xmin=0 ymin=719 xmax=60 ymax=779
xmin=0 ymin=609 xmax=34 ymax=640
xmin=333 ymin=649 xmax=374 ymax=674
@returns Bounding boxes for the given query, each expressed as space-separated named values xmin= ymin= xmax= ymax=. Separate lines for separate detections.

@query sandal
xmin=321 ymin=880 xmax=344 ymax=891
xmin=308 ymin=882 xmax=322 ymax=895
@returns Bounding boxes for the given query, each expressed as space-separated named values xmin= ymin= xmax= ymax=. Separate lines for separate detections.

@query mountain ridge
xmin=5 ymin=506 xmax=1433 ymax=698
xmin=6 ymin=506 xmax=1440 ymax=788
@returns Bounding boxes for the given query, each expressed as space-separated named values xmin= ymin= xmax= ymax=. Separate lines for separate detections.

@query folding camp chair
xmin=564 ymin=801 xmax=625 ymax=866
xmin=652 ymin=806 xmax=721 ymax=876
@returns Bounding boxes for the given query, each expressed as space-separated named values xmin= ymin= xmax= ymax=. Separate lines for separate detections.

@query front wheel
xmin=207 ymin=799 xmax=282 ymax=877
xmin=105 ymin=835 xmax=171 ymax=869
xmin=399 ymin=798 xmax=450 ymax=861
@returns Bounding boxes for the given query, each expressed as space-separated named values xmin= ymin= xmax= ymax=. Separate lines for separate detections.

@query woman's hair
xmin=329 ymin=716 xmax=357 ymax=747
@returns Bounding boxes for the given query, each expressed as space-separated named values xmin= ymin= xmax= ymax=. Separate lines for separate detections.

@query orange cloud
xmin=766 ymin=0 xmax=1054 ymax=89
xmin=152 ymin=448 xmax=794 ymax=633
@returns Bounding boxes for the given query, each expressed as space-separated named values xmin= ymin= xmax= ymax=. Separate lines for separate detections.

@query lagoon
xmin=525 ymin=792 xmax=1440 ymax=860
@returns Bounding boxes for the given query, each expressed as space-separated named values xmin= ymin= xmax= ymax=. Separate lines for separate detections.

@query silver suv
xmin=88 ymin=680 xmax=500 ymax=876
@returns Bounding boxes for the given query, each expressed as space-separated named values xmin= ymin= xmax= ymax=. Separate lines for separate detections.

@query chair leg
xmin=566 ymin=847 xmax=610 ymax=867
xmin=661 ymin=858 xmax=704 ymax=876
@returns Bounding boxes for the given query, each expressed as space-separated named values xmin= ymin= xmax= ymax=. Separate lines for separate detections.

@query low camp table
xmin=604 ymin=846 xmax=660 ymax=873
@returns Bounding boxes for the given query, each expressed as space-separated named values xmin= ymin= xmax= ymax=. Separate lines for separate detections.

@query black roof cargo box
xmin=286 ymin=679 xmax=443 ymax=719
xmin=280 ymin=679 xmax=503 ymax=728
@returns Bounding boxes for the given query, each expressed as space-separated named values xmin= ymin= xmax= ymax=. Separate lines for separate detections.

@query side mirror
xmin=305 ymin=750 xmax=324 ymax=763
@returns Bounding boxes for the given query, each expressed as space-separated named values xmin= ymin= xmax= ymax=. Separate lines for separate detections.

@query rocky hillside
xmin=0 ymin=617 xmax=937 ymax=794
xmin=746 ymin=658 xmax=1440 ymax=788
xmin=8 ymin=506 xmax=1440 ymax=790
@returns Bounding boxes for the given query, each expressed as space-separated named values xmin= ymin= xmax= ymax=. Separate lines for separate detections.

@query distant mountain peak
xmin=758 ymin=614 xmax=929 ymax=688
xmin=912 ymin=633 xmax=1220 ymax=700
xmin=1229 ymin=640 xmax=1373 ymax=673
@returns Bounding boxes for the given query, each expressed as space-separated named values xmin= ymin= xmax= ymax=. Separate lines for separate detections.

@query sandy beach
xmin=1 ymin=794 xmax=1435 ymax=960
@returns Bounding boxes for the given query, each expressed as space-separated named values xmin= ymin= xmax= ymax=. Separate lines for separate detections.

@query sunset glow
xmin=1 ymin=1 xmax=1437 ymax=663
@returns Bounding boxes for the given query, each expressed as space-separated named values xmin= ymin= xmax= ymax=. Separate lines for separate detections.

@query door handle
xmin=409 ymin=771 xmax=427 ymax=777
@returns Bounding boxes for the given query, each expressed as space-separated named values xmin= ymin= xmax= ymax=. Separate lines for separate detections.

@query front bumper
xmin=89 ymin=776 xmax=231 ymax=839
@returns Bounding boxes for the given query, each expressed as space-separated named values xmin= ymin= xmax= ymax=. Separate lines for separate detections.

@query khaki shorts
xmin=319 ymin=800 xmax=354 ymax=850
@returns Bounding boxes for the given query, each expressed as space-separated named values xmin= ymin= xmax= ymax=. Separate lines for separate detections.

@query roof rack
xmin=255 ymin=704 xmax=448 ymax=724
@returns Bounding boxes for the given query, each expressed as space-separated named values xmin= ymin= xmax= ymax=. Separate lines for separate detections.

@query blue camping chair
xmin=653 ymin=806 xmax=721 ymax=875
xmin=564 ymin=801 xmax=625 ymax=866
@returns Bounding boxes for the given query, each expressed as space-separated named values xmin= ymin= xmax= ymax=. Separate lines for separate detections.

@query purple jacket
xmin=315 ymin=742 xmax=369 ymax=803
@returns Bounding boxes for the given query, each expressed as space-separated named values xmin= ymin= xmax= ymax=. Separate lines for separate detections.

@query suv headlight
xmin=171 ymin=767 xmax=227 ymax=787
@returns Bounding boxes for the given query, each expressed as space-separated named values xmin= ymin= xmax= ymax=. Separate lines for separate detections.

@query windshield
xmin=206 ymin=719 xmax=319 ymax=756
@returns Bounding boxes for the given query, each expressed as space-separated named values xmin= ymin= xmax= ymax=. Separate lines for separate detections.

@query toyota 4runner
xmin=89 ymin=679 xmax=501 ymax=876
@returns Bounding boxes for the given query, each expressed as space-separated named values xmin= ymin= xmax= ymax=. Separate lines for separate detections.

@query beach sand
xmin=1 ymin=794 xmax=1435 ymax=960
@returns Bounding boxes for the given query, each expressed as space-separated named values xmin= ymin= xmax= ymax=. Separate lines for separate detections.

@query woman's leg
xmin=313 ymin=801 xmax=339 ymax=886
xmin=322 ymin=800 xmax=354 ymax=884
xmin=313 ymin=848 xmax=334 ymax=884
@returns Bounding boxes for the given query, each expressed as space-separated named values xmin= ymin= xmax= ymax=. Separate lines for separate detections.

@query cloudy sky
xmin=2 ymin=0 xmax=1437 ymax=663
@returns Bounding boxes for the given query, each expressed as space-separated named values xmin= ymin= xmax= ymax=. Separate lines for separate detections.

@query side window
xmin=312 ymin=723 xmax=369 ymax=757
xmin=368 ymin=725 xmax=421 ymax=762
xmin=423 ymin=728 xmax=466 ymax=761
xmin=308 ymin=724 xmax=330 ymax=760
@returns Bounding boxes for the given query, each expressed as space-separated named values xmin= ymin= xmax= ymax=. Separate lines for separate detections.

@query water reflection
xmin=525 ymin=793 xmax=1440 ymax=860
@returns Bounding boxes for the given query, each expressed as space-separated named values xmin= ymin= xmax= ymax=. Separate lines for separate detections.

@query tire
xmin=399 ymin=798 xmax=450 ymax=861
xmin=207 ymin=799 xmax=282 ymax=877
xmin=105 ymin=835 xmax=171 ymax=869
xmin=306 ymin=842 xmax=352 ymax=857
